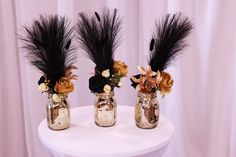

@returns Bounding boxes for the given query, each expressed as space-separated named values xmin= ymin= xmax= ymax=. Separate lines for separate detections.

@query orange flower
xmin=113 ymin=61 xmax=128 ymax=76
xmin=54 ymin=77 xmax=74 ymax=94
xmin=144 ymin=77 xmax=158 ymax=93
xmin=131 ymin=66 xmax=162 ymax=93
xmin=159 ymin=72 xmax=173 ymax=95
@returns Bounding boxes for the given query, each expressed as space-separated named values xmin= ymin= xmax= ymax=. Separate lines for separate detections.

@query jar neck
xmin=48 ymin=93 xmax=68 ymax=102
xmin=96 ymin=91 xmax=115 ymax=98
xmin=137 ymin=92 xmax=157 ymax=99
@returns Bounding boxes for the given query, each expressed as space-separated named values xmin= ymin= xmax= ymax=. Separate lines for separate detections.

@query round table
xmin=38 ymin=106 xmax=174 ymax=157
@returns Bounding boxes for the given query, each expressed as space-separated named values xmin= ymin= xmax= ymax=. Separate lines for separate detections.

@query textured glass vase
xmin=47 ymin=95 xmax=70 ymax=130
xmin=135 ymin=92 xmax=159 ymax=129
xmin=94 ymin=92 xmax=117 ymax=127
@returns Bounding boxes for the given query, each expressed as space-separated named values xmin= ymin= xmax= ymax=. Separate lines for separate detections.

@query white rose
xmin=101 ymin=69 xmax=110 ymax=78
xmin=52 ymin=94 xmax=61 ymax=103
xmin=38 ymin=83 xmax=49 ymax=92
xmin=103 ymin=84 xmax=111 ymax=94
xmin=118 ymin=81 xmax=123 ymax=87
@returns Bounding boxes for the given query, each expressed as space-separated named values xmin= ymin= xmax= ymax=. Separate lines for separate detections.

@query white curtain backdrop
xmin=0 ymin=0 xmax=236 ymax=157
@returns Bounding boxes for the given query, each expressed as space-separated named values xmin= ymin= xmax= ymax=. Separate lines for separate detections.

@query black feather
xmin=65 ymin=39 xmax=71 ymax=50
xmin=20 ymin=15 xmax=76 ymax=87
xmin=38 ymin=76 xmax=46 ymax=85
xmin=95 ymin=12 xmax=100 ymax=22
xmin=130 ymin=74 xmax=141 ymax=88
xmin=149 ymin=13 xmax=193 ymax=71
xmin=149 ymin=38 xmax=155 ymax=51
xmin=77 ymin=8 xmax=121 ymax=72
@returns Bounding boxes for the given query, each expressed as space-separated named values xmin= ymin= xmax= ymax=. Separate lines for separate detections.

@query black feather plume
xmin=149 ymin=13 xmax=193 ymax=71
xmin=77 ymin=8 xmax=121 ymax=72
xmin=20 ymin=15 xmax=76 ymax=87
xmin=65 ymin=39 xmax=71 ymax=50
xmin=95 ymin=12 xmax=100 ymax=22
xmin=149 ymin=38 xmax=155 ymax=51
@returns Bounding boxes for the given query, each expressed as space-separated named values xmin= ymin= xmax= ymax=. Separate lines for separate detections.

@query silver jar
xmin=94 ymin=92 xmax=117 ymax=127
xmin=135 ymin=92 xmax=159 ymax=129
xmin=47 ymin=95 xmax=70 ymax=130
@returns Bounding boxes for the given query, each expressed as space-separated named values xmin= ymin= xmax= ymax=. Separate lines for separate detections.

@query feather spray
xmin=20 ymin=15 xmax=77 ymax=94
xmin=77 ymin=8 xmax=125 ymax=93
xmin=149 ymin=13 xmax=193 ymax=72
xmin=77 ymin=8 xmax=121 ymax=72
xmin=131 ymin=13 xmax=193 ymax=94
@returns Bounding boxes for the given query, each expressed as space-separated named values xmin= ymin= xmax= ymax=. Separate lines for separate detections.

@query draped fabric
xmin=0 ymin=0 xmax=235 ymax=157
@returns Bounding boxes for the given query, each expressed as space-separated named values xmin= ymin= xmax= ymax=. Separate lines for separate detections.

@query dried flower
xmin=52 ymin=94 xmax=61 ymax=103
xmin=136 ymin=85 xmax=141 ymax=92
xmin=118 ymin=81 xmax=123 ymax=87
xmin=54 ymin=77 xmax=74 ymax=94
xmin=131 ymin=66 xmax=165 ymax=93
xmin=101 ymin=69 xmax=110 ymax=78
xmin=113 ymin=60 xmax=128 ymax=76
xmin=159 ymin=72 xmax=173 ymax=95
xmin=103 ymin=84 xmax=111 ymax=94
xmin=89 ymin=75 xmax=107 ymax=93
xmin=138 ymin=66 xmax=156 ymax=77
xmin=144 ymin=77 xmax=158 ymax=93
xmin=38 ymin=83 xmax=49 ymax=92
xmin=156 ymin=71 xmax=162 ymax=84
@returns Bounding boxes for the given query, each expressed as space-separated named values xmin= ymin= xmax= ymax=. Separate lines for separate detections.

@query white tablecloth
xmin=38 ymin=106 xmax=174 ymax=157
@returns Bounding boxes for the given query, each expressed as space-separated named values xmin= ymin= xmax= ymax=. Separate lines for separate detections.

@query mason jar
xmin=94 ymin=92 xmax=117 ymax=127
xmin=47 ymin=95 xmax=70 ymax=130
xmin=135 ymin=92 xmax=159 ymax=129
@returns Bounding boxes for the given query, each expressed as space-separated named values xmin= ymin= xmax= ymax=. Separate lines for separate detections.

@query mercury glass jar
xmin=94 ymin=92 xmax=117 ymax=127
xmin=47 ymin=95 xmax=70 ymax=130
xmin=135 ymin=92 xmax=159 ymax=129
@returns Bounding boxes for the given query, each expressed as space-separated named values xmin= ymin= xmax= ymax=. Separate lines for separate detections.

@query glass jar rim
xmin=95 ymin=91 xmax=115 ymax=96
xmin=137 ymin=92 xmax=157 ymax=98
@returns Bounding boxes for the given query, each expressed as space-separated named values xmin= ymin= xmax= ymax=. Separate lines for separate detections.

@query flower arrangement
xmin=21 ymin=15 xmax=77 ymax=102
xmin=131 ymin=13 xmax=193 ymax=96
xmin=37 ymin=66 xmax=77 ymax=102
xmin=89 ymin=60 xmax=128 ymax=94
xmin=131 ymin=66 xmax=173 ymax=95
xmin=77 ymin=8 xmax=127 ymax=94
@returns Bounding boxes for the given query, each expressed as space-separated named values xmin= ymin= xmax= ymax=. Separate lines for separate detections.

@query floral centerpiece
xmin=131 ymin=13 xmax=193 ymax=129
xmin=21 ymin=15 xmax=77 ymax=130
xmin=77 ymin=8 xmax=127 ymax=127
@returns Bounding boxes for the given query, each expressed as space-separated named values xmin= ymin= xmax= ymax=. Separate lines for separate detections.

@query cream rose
xmin=101 ymin=69 xmax=110 ymax=78
xmin=52 ymin=94 xmax=61 ymax=103
xmin=103 ymin=84 xmax=111 ymax=94
xmin=38 ymin=83 xmax=49 ymax=92
xmin=118 ymin=81 xmax=123 ymax=87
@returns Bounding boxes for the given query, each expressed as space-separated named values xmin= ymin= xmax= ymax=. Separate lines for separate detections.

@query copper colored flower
xmin=144 ymin=77 xmax=158 ymax=93
xmin=113 ymin=61 xmax=128 ymax=76
xmin=159 ymin=72 xmax=173 ymax=95
xmin=131 ymin=66 xmax=162 ymax=93
xmin=54 ymin=77 xmax=74 ymax=94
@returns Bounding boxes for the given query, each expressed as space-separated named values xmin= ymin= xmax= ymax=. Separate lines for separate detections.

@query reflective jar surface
xmin=94 ymin=92 xmax=117 ymax=127
xmin=135 ymin=92 xmax=159 ymax=129
xmin=47 ymin=95 xmax=70 ymax=131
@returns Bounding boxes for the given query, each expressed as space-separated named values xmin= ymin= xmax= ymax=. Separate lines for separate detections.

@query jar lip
xmin=137 ymin=92 xmax=157 ymax=98
xmin=48 ymin=93 xmax=68 ymax=100
xmin=95 ymin=91 xmax=115 ymax=96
